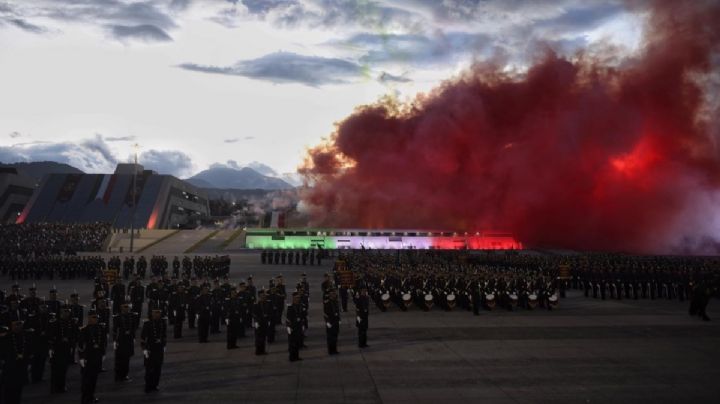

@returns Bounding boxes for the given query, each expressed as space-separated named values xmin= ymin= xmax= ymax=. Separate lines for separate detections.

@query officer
xmin=78 ymin=310 xmax=106 ymax=404
xmin=49 ymin=306 xmax=75 ymax=394
xmin=195 ymin=286 xmax=212 ymax=343
xmin=323 ymin=289 xmax=341 ymax=355
xmin=286 ymin=292 xmax=303 ymax=362
xmin=187 ymin=278 xmax=200 ymax=329
xmin=26 ymin=303 xmax=51 ymax=383
xmin=141 ymin=308 xmax=166 ymax=393
xmin=2 ymin=320 xmax=31 ymax=404
xmin=110 ymin=278 xmax=125 ymax=315
xmin=253 ymin=290 xmax=270 ymax=355
xmin=224 ymin=288 xmax=242 ymax=349
xmin=169 ymin=285 xmax=188 ymax=338
xmin=112 ymin=303 xmax=137 ymax=382
xmin=69 ymin=292 xmax=84 ymax=362
xmin=355 ymin=287 xmax=370 ymax=348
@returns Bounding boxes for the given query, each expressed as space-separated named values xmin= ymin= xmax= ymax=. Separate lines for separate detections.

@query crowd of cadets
xmin=565 ymin=254 xmax=719 ymax=320
xmin=0 ymin=267 xmax=371 ymax=403
xmin=332 ymin=250 xmax=719 ymax=319
xmin=0 ymin=254 xmax=231 ymax=281
xmin=260 ymin=249 xmax=324 ymax=266
xmin=335 ymin=250 xmax=562 ymax=314
xmin=0 ymin=223 xmax=111 ymax=257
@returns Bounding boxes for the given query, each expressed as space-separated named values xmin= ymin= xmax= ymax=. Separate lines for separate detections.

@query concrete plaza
xmin=16 ymin=253 xmax=720 ymax=404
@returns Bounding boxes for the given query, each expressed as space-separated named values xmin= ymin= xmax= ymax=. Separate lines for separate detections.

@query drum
xmin=509 ymin=293 xmax=518 ymax=308
xmin=446 ymin=293 xmax=456 ymax=310
xmin=548 ymin=294 xmax=559 ymax=308
xmin=528 ymin=293 xmax=538 ymax=309
xmin=381 ymin=293 xmax=391 ymax=308
xmin=402 ymin=293 xmax=412 ymax=308
xmin=424 ymin=293 xmax=434 ymax=310
xmin=485 ymin=293 xmax=495 ymax=310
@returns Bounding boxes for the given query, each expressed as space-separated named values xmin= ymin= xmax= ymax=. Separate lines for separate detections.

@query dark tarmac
xmin=13 ymin=253 xmax=720 ymax=404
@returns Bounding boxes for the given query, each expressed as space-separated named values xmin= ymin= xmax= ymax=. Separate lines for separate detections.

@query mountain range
xmin=0 ymin=160 xmax=298 ymax=191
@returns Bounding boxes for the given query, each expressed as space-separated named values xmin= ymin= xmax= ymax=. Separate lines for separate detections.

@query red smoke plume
xmin=301 ymin=0 xmax=720 ymax=254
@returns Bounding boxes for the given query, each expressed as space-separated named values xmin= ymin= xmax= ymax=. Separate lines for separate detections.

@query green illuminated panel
xmin=246 ymin=235 xmax=337 ymax=249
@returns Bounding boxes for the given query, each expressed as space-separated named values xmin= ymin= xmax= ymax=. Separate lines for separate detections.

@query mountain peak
xmin=186 ymin=165 xmax=292 ymax=190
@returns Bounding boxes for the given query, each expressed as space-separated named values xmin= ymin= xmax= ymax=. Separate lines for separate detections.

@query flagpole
xmin=130 ymin=143 xmax=139 ymax=253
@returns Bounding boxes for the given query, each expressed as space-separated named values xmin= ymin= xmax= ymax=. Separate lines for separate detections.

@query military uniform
xmin=140 ymin=314 xmax=167 ymax=393
xmin=323 ymin=295 xmax=341 ymax=355
xmin=112 ymin=308 xmax=137 ymax=382
xmin=78 ymin=314 xmax=106 ymax=404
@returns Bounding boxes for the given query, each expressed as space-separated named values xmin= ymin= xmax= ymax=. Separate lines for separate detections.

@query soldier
xmin=110 ymin=278 xmax=125 ymax=315
xmin=261 ymin=250 xmax=267 ymax=265
xmin=172 ymin=256 xmax=181 ymax=279
xmin=169 ymin=285 xmax=188 ymax=338
xmin=1 ymin=320 xmax=31 ymax=404
xmin=324 ymin=289 xmax=341 ymax=355
xmin=129 ymin=278 xmax=145 ymax=320
xmin=210 ymin=280 xmax=224 ymax=334
xmin=46 ymin=287 xmax=62 ymax=316
xmin=224 ymin=288 xmax=242 ymax=349
xmin=268 ymin=286 xmax=282 ymax=343
xmin=78 ymin=311 xmax=106 ymax=404
xmin=321 ymin=273 xmax=333 ymax=300
xmin=195 ymin=286 xmax=212 ymax=343
xmin=69 ymin=292 xmax=84 ymax=362
xmin=141 ymin=308 xmax=166 ymax=393
xmin=112 ymin=303 xmax=137 ymax=382
xmin=187 ymin=278 xmax=200 ymax=329
xmin=252 ymin=290 xmax=270 ymax=355
xmin=27 ymin=303 xmax=51 ymax=383
xmin=355 ymin=287 xmax=370 ymax=348
xmin=49 ymin=306 xmax=75 ymax=394
xmin=286 ymin=292 xmax=303 ymax=362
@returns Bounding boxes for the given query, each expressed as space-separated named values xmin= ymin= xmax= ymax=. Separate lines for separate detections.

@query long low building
xmin=17 ymin=164 xmax=209 ymax=229
xmin=245 ymin=228 xmax=522 ymax=250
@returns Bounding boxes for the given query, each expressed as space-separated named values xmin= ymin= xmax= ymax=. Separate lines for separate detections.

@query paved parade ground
xmin=17 ymin=253 xmax=720 ymax=404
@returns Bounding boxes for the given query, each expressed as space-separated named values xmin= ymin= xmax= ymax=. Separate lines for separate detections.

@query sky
xmin=0 ymin=0 xmax=643 ymax=179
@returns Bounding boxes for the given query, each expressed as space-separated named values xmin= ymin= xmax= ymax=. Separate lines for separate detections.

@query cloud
xmin=247 ymin=161 xmax=278 ymax=176
xmin=224 ymin=136 xmax=255 ymax=143
xmin=108 ymin=24 xmax=172 ymax=42
xmin=138 ymin=149 xmax=194 ymax=177
xmin=336 ymin=31 xmax=490 ymax=67
xmin=212 ymin=0 xmax=421 ymax=31
xmin=179 ymin=51 xmax=365 ymax=86
xmin=8 ymin=131 xmax=21 ymax=139
xmin=105 ymin=135 xmax=137 ymax=142
xmin=1 ymin=0 xmax=180 ymax=42
xmin=7 ymin=18 xmax=47 ymax=33
xmin=0 ymin=135 xmax=117 ymax=173
xmin=378 ymin=71 xmax=410 ymax=83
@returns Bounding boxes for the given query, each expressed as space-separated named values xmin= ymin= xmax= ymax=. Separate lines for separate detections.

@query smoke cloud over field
xmin=300 ymin=0 xmax=720 ymax=254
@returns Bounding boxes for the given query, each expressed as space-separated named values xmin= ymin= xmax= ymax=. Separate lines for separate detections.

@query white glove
xmin=326 ymin=322 xmax=331 ymax=328
xmin=225 ymin=319 xmax=229 ymax=325
xmin=356 ymin=316 xmax=361 ymax=323
xmin=287 ymin=327 xmax=292 ymax=335
xmin=173 ymin=311 xmax=177 ymax=317
xmin=113 ymin=342 xmax=118 ymax=350
xmin=253 ymin=322 xmax=258 ymax=329
xmin=195 ymin=314 xmax=199 ymax=321
xmin=49 ymin=349 xmax=54 ymax=358
xmin=143 ymin=350 xmax=149 ymax=359
xmin=79 ymin=359 xmax=87 ymax=368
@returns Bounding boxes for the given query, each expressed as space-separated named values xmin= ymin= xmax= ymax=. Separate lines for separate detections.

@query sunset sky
xmin=0 ymin=0 xmax=643 ymax=178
